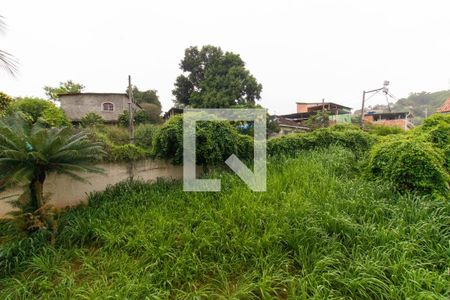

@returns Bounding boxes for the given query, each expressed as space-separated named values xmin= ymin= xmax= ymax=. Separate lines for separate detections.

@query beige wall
xmin=60 ymin=94 xmax=129 ymax=122
xmin=0 ymin=160 xmax=199 ymax=217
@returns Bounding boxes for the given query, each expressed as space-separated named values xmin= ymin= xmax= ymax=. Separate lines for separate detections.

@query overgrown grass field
xmin=0 ymin=147 xmax=449 ymax=299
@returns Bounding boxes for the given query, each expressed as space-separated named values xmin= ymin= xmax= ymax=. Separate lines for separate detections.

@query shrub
xmin=135 ymin=124 xmax=156 ymax=149
xmin=268 ymin=127 xmax=375 ymax=157
xmin=108 ymin=144 xmax=149 ymax=162
xmin=103 ymin=126 xmax=129 ymax=145
xmin=414 ymin=114 xmax=450 ymax=151
xmin=80 ymin=112 xmax=104 ymax=128
xmin=365 ymin=124 xmax=403 ymax=136
xmin=152 ymin=115 xmax=252 ymax=165
xmin=0 ymin=92 xmax=13 ymax=116
xmin=368 ymin=138 xmax=449 ymax=194
xmin=330 ymin=123 xmax=360 ymax=131
xmin=118 ymin=110 xmax=160 ymax=127
xmin=7 ymin=97 xmax=70 ymax=127
xmin=421 ymin=113 xmax=450 ymax=130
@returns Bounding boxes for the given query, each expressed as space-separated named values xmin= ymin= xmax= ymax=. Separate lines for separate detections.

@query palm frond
xmin=0 ymin=50 xmax=18 ymax=76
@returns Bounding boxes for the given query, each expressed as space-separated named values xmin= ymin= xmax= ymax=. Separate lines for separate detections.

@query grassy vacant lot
xmin=0 ymin=147 xmax=449 ymax=299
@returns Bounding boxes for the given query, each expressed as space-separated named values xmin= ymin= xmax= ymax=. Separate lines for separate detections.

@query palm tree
xmin=0 ymin=114 xmax=105 ymax=225
xmin=0 ymin=15 xmax=18 ymax=76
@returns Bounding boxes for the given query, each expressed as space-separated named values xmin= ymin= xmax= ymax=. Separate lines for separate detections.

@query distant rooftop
xmin=58 ymin=92 xmax=128 ymax=97
xmin=296 ymin=101 xmax=352 ymax=110
xmin=437 ymin=97 xmax=450 ymax=113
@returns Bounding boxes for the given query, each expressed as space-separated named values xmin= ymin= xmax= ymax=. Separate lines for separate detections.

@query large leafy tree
xmin=0 ymin=114 xmax=105 ymax=231
xmin=43 ymin=80 xmax=85 ymax=101
xmin=172 ymin=45 xmax=262 ymax=108
xmin=132 ymin=86 xmax=161 ymax=107
xmin=7 ymin=97 xmax=70 ymax=127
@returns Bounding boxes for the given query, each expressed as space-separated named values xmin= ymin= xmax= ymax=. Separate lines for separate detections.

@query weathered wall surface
xmin=0 ymin=160 xmax=196 ymax=217
xmin=60 ymin=93 xmax=129 ymax=122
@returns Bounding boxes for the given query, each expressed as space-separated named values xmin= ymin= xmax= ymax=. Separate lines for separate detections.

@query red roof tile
xmin=437 ymin=97 xmax=450 ymax=113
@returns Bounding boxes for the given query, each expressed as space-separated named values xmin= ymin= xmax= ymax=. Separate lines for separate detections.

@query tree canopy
xmin=131 ymin=87 xmax=161 ymax=107
xmin=44 ymin=80 xmax=85 ymax=101
xmin=172 ymin=45 xmax=262 ymax=108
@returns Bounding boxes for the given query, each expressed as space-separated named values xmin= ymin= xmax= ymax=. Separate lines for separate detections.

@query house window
xmin=102 ymin=102 xmax=114 ymax=112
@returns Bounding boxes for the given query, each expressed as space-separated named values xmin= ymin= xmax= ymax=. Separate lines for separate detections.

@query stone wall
xmin=0 ymin=160 xmax=197 ymax=217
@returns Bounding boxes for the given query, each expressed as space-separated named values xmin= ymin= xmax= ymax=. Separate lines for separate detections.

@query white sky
xmin=1 ymin=0 xmax=449 ymax=114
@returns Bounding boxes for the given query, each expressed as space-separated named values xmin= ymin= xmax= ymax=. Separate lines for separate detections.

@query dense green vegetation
xmin=6 ymin=97 xmax=70 ymax=127
xmin=0 ymin=147 xmax=449 ymax=299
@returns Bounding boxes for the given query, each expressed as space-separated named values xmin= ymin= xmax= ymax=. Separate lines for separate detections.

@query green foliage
xmin=330 ymin=123 xmax=360 ymax=131
xmin=80 ymin=112 xmax=104 ymax=128
xmin=135 ymin=124 xmax=156 ymax=149
xmin=172 ymin=45 xmax=262 ymax=108
xmin=118 ymin=109 xmax=161 ymax=127
xmin=139 ymin=103 xmax=162 ymax=124
xmin=421 ymin=113 xmax=450 ymax=130
xmin=131 ymin=86 xmax=161 ymax=107
xmin=6 ymin=97 xmax=70 ymax=127
xmin=0 ymin=91 xmax=13 ymax=116
xmin=152 ymin=114 xmax=252 ymax=165
xmin=364 ymin=124 xmax=403 ymax=136
xmin=368 ymin=138 xmax=449 ymax=195
xmin=1 ymin=149 xmax=449 ymax=298
xmin=103 ymin=126 xmax=129 ymax=145
xmin=268 ymin=126 xmax=375 ymax=157
xmin=108 ymin=144 xmax=149 ymax=162
xmin=0 ymin=114 xmax=105 ymax=232
xmin=305 ymin=111 xmax=329 ymax=129
xmin=43 ymin=80 xmax=84 ymax=101
xmin=86 ymin=126 xmax=151 ymax=162
xmin=414 ymin=113 xmax=450 ymax=150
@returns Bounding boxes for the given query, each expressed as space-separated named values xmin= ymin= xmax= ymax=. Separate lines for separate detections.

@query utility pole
xmin=321 ymin=98 xmax=325 ymax=128
xmin=127 ymin=75 xmax=135 ymax=144
xmin=360 ymin=81 xmax=390 ymax=128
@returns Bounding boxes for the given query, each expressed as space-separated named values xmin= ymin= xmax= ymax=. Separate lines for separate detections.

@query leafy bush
xmin=368 ymin=138 xmax=449 ymax=194
xmin=108 ymin=144 xmax=149 ymax=162
xmin=118 ymin=110 xmax=160 ymax=127
xmin=135 ymin=124 xmax=156 ymax=149
xmin=103 ymin=126 xmax=129 ymax=145
xmin=85 ymin=127 xmax=148 ymax=162
xmin=365 ymin=124 xmax=403 ymax=136
xmin=0 ymin=92 xmax=13 ymax=116
xmin=330 ymin=123 xmax=360 ymax=131
xmin=421 ymin=113 xmax=450 ymax=130
xmin=152 ymin=115 xmax=252 ymax=165
xmin=6 ymin=97 xmax=70 ymax=127
xmin=268 ymin=127 xmax=375 ymax=157
xmin=413 ymin=114 xmax=450 ymax=150
xmin=80 ymin=112 xmax=104 ymax=128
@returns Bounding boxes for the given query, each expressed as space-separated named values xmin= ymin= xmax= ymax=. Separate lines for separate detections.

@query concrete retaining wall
xmin=0 ymin=160 xmax=193 ymax=217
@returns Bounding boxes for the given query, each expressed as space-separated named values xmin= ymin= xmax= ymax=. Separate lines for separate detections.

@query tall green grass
xmin=0 ymin=147 xmax=449 ymax=299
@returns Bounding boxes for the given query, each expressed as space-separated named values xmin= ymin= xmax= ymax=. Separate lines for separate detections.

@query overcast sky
xmin=1 ymin=0 xmax=449 ymax=114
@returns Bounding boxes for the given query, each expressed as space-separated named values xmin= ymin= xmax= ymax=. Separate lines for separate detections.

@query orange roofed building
xmin=437 ymin=97 xmax=450 ymax=114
